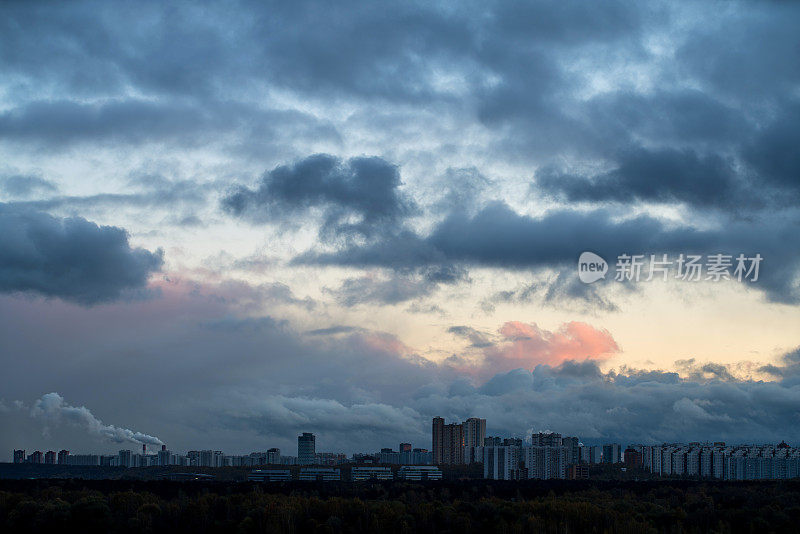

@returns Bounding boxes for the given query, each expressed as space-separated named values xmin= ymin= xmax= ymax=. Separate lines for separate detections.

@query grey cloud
xmin=447 ymin=326 xmax=494 ymax=348
xmin=586 ymin=90 xmax=749 ymax=149
xmin=3 ymin=280 xmax=800 ymax=455
xmin=324 ymin=265 xmax=468 ymax=307
xmin=186 ymin=279 xmax=316 ymax=313
xmin=251 ymin=1 xmax=478 ymax=103
xmin=417 ymin=353 xmax=800 ymax=444
xmin=430 ymin=167 xmax=493 ymax=215
xmin=305 ymin=325 xmax=365 ymax=336
xmin=0 ymin=99 xmax=210 ymax=146
xmin=535 ymin=97 xmax=800 ymax=210
xmin=675 ymin=358 xmax=737 ymax=382
xmin=484 ymin=270 xmax=622 ymax=314
xmin=0 ymin=289 xmax=443 ymax=454
xmin=223 ymin=154 xmax=415 ymax=239
xmin=326 ymin=275 xmax=432 ymax=307
xmin=536 ymin=147 xmax=746 ymax=209
xmin=224 ymin=396 xmax=424 ymax=450
xmin=475 ymin=0 xmax=643 ymax=131
xmin=13 ymin=179 xmax=207 ymax=212
xmin=0 ymin=98 xmax=337 ymax=150
xmin=0 ymin=204 xmax=163 ymax=304
xmin=676 ymin=2 xmax=800 ymax=101
xmin=744 ymin=103 xmax=800 ymax=193
xmin=405 ymin=302 xmax=447 ymax=316
xmin=490 ymin=0 xmax=641 ymax=46
xmin=0 ymin=174 xmax=57 ymax=198
xmin=302 ymin=202 xmax=800 ymax=303
xmin=237 ymin=281 xmax=316 ymax=311
xmin=2 ymin=1 xmax=797 ymax=177
xmin=3 ymin=1 xmax=798 ymax=231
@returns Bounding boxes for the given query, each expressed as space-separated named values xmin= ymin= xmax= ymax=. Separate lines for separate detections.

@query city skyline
xmin=9 ymin=415 xmax=800 ymax=465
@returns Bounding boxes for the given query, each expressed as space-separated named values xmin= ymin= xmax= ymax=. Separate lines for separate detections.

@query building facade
xmin=298 ymin=433 xmax=316 ymax=465
xmin=431 ymin=417 xmax=464 ymax=464
xmin=463 ymin=418 xmax=486 ymax=448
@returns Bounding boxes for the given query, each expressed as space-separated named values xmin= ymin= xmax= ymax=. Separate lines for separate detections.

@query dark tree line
xmin=1 ymin=479 xmax=799 ymax=533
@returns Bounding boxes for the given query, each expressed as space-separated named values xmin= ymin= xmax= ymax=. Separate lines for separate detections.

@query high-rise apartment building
xmin=57 ymin=450 xmax=70 ymax=465
xmin=533 ymin=432 xmax=562 ymax=447
xmin=603 ymin=443 xmax=621 ymax=464
xmin=44 ymin=451 xmax=56 ymax=464
xmin=588 ymin=445 xmax=602 ymax=464
xmin=432 ymin=417 xmax=444 ymax=463
xmin=562 ymin=436 xmax=579 ymax=465
xmin=484 ymin=446 xmax=522 ymax=480
xmin=119 ymin=449 xmax=133 ymax=468
xmin=443 ymin=423 xmax=464 ymax=464
xmin=298 ymin=432 xmax=316 ymax=465
xmin=431 ymin=417 xmax=464 ymax=464
xmin=158 ymin=447 xmax=171 ymax=466
xmin=624 ymin=447 xmax=642 ymax=467
xmin=463 ymin=418 xmax=486 ymax=448
xmin=524 ymin=446 xmax=566 ymax=479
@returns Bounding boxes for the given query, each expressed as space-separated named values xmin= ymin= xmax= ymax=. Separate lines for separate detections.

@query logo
xmin=578 ymin=251 xmax=608 ymax=284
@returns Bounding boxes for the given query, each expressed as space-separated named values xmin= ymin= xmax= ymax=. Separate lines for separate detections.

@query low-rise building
xmin=352 ymin=467 xmax=393 ymax=481
xmin=298 ymin=467 xmax=340 ymax=481
xmin=248 ymin=469 xmax=291 ymax=482
xmin=397 ymin=466 xmax=442 ymax=480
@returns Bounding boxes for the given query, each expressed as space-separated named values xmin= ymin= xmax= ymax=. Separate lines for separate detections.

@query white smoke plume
xmin=31 ymin=392 xmax=163 ymax=446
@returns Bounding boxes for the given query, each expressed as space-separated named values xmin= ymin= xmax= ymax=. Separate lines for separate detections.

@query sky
xmin=1 ymin=0 xmax=799 ymax=460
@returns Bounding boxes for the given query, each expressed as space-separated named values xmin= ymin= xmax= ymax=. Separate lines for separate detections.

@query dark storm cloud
xmin=490 ymin=0 xmax=641 ymax=45
xmin=675 ymin=2 xmax=800 ymax=101
xmin=0 ymin=204 xmax=163 ymax=304
xmin=302 ymin=202 xmax=800 ymax=303
xmin=223 ymin=154 xmax=415 ymax=239
xmin=0 ymin=174 xmax=57 ymax=198
xmin=0 ymin=1 xmax=244 ymax=100
xmin=0 ymin=99 xmax=216 ymax=146
xmin=249 ymin=1 xmax=478 ymax=103
xmin=0 ymin=99 xmax=338 ymax=150
xmin=586 ymin=90 xmax=749 ymax=149
xmin=2 ymin=0 xmax=798 ymax=225
xmin=743 ymin=102 xmax=800 ymax=193
xmin=475 ymin=0 xmax=643 ymax=127
xmin=0 ymin=0 xmax=638 ymax=157
xmin=0 ymin=0 xmax=638 ymax=105
xmin=417 ymin=353 xmax=800 ymax=444
xmin=535 ymin=98 xmax=800 ymax=210
xmin=536 ymin=147 xmax=744 ymax=208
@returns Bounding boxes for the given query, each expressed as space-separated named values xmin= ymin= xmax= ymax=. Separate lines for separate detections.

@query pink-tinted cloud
xmin=484 ymin=321 xmax=619 ymax=374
